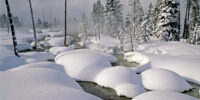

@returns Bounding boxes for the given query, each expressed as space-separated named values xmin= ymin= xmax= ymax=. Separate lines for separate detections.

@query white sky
xmin=0 ymin=0 xmax=155 ymax=23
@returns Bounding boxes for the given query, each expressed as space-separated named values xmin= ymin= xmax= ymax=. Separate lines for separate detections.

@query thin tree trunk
xmin=28 ymin=0 xmax=37 ymax=49
xmin=183 ymin=0 xmax=191 ymax=39
xmin=64 ymin=0 xmax=67 ymax=46
xmin=5 ymin=0 xmax=19 ymax=57
xmin=130 ymin=27 xmax=134 ymax=52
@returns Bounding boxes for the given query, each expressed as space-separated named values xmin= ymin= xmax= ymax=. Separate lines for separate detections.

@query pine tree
xmin=189 ymin=24 xmax=200 ymax=45
xmin=151 ymin=0 xmax=163 ymax=36
xmin=5 ymin=0 xmax=19 ymax=57
xmin=92 ymin=0 xmax=104 ymax=40
xmin=104 ymin=0 xmax=123 ymax=36
xmin=37 ymin=18 xmax=42 ymax=28
xmin=155 ymin=0 xmax=180 ymax=41
xmin=140 ymin=3 xmax=153 ymax=43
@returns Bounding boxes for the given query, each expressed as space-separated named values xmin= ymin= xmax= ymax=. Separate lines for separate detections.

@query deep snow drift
xmin=0 ymin=62 xmax=101 ymax=100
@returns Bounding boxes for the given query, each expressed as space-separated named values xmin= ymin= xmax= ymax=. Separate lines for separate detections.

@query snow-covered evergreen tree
xmin=104 ymin=0 xmax=123 ymax=36
xmin=189 ymin=24 xmax=200 ymax=45
xmin=155 ymin=0 xmax=180 ymax=41
xmin=140 ymin=3 xmax=153 ymax=43
xmin=151 ymin=0 xmax=163 ymax=36
xmin=92 ymin=0 xmax=104 ymax=40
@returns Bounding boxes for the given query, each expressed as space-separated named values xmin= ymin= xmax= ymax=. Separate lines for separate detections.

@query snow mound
xmin=115 ymin=84 xmax=146 ymax=98
xmin=95 ymin=66 xmax=142 ymax=87
xmin=94 ymin=66 xmax=145 ymax=98
xmin=124 ymin=52 xmax=151 ymax=73
xmin=55 ymin=50 xmax=112 ymax=81
xmin=47 ymin=36 xmax=73 ymax=47
xmin=20 ymin=52 xmax=54 ymax=63
xmin=49 ymin=45 xmax=77 ymax=55
xmin=132 ymin=91 xmax=199 ymax=100
xmin=141 ymin=68 xmax=192 ymax=92
xmin=56 ymin=49 xmax=117 ymax=63
xmin=147 ymin=54 xmax=200 ymax=85
xmin=0 ymin=62 xmax=101 ymax=100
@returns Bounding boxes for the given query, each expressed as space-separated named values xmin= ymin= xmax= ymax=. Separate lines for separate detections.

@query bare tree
xmin=80 ymin=12 xmax=89 ymax=47
xmin=28 ymin=0 xmax=37 ymax=49
xmin=64 ymin=0 xmax=68 ymax=46
xmin=5 ymin=0 xmax=19 ymax=57
xmin=183 ymin=0 xmax=191 ymax=39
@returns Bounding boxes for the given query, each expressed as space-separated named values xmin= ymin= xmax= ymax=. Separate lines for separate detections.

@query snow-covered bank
xmin=125 ymin=40 xmax=200 ymax=86
xmin=55 ymin=49 xmax=146 ymax=98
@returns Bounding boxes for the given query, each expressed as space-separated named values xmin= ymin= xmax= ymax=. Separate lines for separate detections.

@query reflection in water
xmin=77 ymin=81 xmax=131 ymax=100
xmin=112 ymin=54 xmax=139 ymax=67
xmin=184 ymin=82 xmax=200 ymax=98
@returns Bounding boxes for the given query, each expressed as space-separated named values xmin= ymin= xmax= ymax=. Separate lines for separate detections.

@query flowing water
xmin=25 ymin=34 xmax=200 ymax=99
xmin=77 ymin=81 xmax=131 ymax=100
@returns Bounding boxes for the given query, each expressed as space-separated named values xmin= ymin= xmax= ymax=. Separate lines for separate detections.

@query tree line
xmin=90 ymin=0 xmax=200 ymax=50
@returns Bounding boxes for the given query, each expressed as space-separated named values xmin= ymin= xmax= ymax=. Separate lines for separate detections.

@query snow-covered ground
xmin=1 ymin=30 xmax=200 ymax=100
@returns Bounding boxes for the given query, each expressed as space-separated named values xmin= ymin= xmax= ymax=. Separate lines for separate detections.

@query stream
xmin=23 ymin=33 xmax=200 ymax=99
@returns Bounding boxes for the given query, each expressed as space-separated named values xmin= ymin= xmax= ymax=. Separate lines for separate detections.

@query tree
xmin=183 ymin=0 xmax=191 ymax=39
xmin=5 ymin=0 xmax=19 ymax=57
xmin=92 ymin=0 xmax=104 ymax=40
xmin=80 ymin=12 xmax=89 ymax=47
xmin=37 ymin=18 xmax=42 ymax=28
xmin=155 ymin=0 xmax=180 ymax=41
xmin=28 ymin=0 xmax=37 ymax=49
xmin=189 ymin=24 xmax=200 ymax=45
xmin=104 ymin=0 xmax=123 ymax=37
xmin=64 ymin=0 xmax=68 ymax=46
xmin=125 ymin=0 xmax=144 ymax=51
xmin=151 ymin=0 xmax=163 ymax=36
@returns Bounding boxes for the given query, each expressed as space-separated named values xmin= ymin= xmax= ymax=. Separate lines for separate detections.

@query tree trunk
xmin=64 ymin=0 xmax=68 ymax=46
xmin=183 ymin=0 xmax=191 ymax=39
xmin=28 ymin=0 xmax=37 ymax=49
xmin=5 ymin=0 xmax=19 ymax=57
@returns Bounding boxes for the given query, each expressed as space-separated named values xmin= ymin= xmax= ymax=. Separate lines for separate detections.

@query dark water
xmin=77 ymin=81 xmax=132 ymax=100
xmin=112 ymin=54 xmax=139 ymax=67
xmin=184 ymin=82 xmax=200 ymax=98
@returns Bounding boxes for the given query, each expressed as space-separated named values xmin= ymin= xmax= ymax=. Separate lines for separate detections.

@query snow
xmin=129 ymin=40 xmax=200 ymax=85
xmin=17 ymin=40 xmax=33 ymax=51
xmin=86 ymin=35 xmax=121 ymax=54
xmin=56 ymin=49 xmax=117 ymax=63
xmin=95 ymin=66 xmax=142 ymax=88
xmin=132 ymin=91 xmax=199 ymax=100
xmin=124 ymin=52 xmax=151 ymax=73
xmin=49 ymin=45 xmax=77 ymax=55
xmin=56 ymin=50 xmax=145 ymax=98
xmin=141 ymin=68 xmax=192 ymax=92
xmin=47 ymin=36 xmax=73 ymax=47
xmin=55 ymin=49 xmax=112 ymax=81
xmin=115 ymin=84 xmax=146 ymax=98
xmin=48 ymin=31 xmax=64 ymax=37
xmin=95 ymin=66 xmax=145 ymax=98
xmin=20 ymin=52 xmax=54 ymax=63
xmin=0 ymin=62 xmax=101 ymax=100
xmin=0 ymin=51 xmax=27 ymax=71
